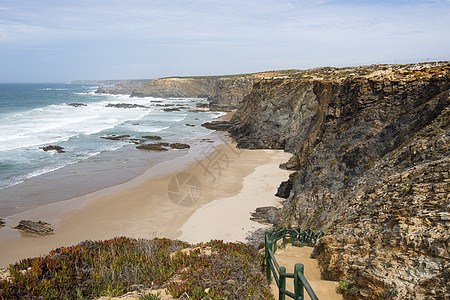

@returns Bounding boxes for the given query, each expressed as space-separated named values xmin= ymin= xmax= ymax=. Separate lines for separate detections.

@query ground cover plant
xmin=0 ymin=237 xmax=273 ymax=299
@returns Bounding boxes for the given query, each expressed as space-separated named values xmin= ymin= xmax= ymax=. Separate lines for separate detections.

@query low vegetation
xmin=0 ymin=237 xmax=273 ymax=299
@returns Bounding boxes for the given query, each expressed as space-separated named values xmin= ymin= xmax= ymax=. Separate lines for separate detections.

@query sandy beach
xmin=0 ymin=132 xmax=292 ymax=268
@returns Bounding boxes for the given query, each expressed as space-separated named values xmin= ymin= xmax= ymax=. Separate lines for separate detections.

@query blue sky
xmin=0 ymin=0 xmax=449 ymax=82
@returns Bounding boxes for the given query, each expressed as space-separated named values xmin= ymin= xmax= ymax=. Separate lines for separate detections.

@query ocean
xmin=0 ymin=83 xmax=223 ymax=217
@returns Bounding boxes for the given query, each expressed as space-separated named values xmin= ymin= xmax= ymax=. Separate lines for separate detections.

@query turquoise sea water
xmin=0 ymin=83 xmax=222 ymax=216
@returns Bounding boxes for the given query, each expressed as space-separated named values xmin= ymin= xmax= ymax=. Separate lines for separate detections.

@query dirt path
xmin=270 ymin=245 xmax=343 ymax=300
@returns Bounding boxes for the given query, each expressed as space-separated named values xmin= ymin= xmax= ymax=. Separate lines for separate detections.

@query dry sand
xmin=0 ymin=135 xmax=293 ymax=268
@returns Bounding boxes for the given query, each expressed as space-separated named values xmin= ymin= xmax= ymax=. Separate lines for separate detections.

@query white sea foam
xmin=0 ymin=99 xmax=151 ymax=152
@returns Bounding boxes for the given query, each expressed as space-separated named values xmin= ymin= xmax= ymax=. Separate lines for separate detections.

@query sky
xmin=0 ymin=0 xmax=449 ymax=82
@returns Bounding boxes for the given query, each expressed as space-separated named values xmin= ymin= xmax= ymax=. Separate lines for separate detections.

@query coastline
xmin=0 ymin=118 xmax=292 ymax=268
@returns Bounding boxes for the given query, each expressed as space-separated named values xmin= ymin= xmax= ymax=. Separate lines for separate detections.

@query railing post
xmin=294 ymin=263 xmax=304 ymax=300
xmin=274 ymin=235 xmax=278 ymax=253
xmin=283 ymin=227 xmax=287 ymax=248
xmin=279 ymin=267 xmax=286 ymax=300
xmin=265 ymin=231 xmax=271 ymax=282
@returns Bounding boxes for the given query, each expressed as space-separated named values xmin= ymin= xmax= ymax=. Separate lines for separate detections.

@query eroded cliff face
xmin=230 ymin=62 xmax=450 ymax=299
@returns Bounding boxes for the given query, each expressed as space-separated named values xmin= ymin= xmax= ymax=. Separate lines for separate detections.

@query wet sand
xmin=0 ymin=133 xmax=292 ymax=268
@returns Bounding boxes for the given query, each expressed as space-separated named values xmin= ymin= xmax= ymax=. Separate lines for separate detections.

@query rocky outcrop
xmin=0 ymin=219 xmax=4 ymax=228
xmin=250 ymin=207 xmax=279 ymax=225
xmin=229 ymin=62 xmax=450 ymax=299
xmin=14 ymin=220 xmax=54 ymax=236
xmin=201 ymin=120 xmax=235 ymax=131
xmin=275 ymin=180 xmax=292 ymax=199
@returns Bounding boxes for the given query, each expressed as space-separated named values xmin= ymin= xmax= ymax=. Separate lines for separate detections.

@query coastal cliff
xmin=229 ymin=62 xmax=450 ymax=299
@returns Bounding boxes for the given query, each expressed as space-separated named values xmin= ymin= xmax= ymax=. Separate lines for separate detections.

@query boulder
xmin=0 ymin=218 xmax=5 ymax=228
xmin=14 ymin=220 xmax=54 ymax=236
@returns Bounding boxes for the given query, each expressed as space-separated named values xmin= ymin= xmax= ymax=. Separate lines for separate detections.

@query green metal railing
xmin=265 ymin=227 xmax=325 ymax=300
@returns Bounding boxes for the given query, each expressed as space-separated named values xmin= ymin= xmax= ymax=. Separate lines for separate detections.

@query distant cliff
xmin=94 ymin=71 xmax=298 ymax=110
xmin=229 ymin=62 xmax=450 ymax=299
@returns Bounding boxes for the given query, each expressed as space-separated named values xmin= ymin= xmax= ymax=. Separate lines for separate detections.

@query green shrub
xmin=401 ymin=185 xmax=411 ymax=195
xmin=339 ymin=280 xmax=350 ymax=292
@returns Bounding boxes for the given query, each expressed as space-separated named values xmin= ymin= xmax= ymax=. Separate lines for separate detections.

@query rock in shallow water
xmin=40 ymin=145 xmax=65 ymax=153
xmin=67 ymin=102 xmax=87 ymax=107
xmin=136 ymin=143 xmax=169 ymax=151
xmin=169 ymin=143 xmax=190 ymax=150
xmin=100 ymin=134 xmax=130 ymax=141
xmin=14 ymin=220 xmax=54 ymax=236
xmin=142 ymin=135 xmax=162 ymax=140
